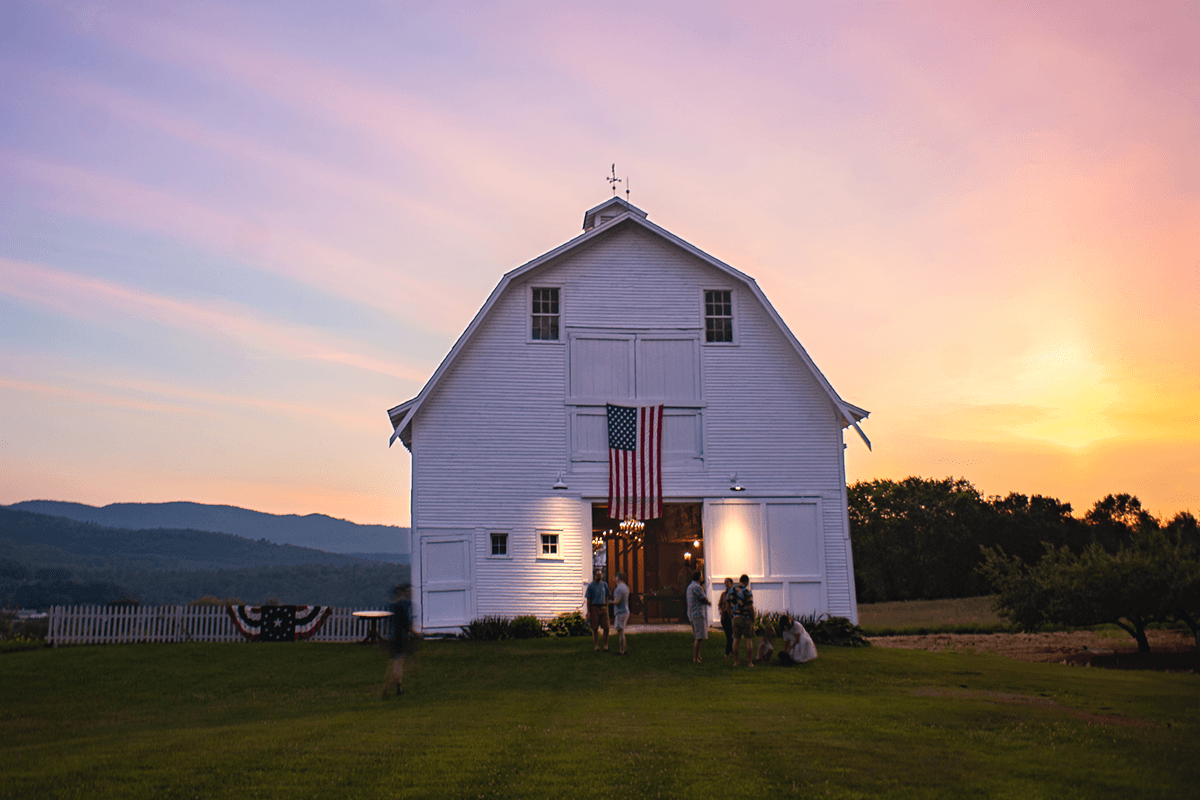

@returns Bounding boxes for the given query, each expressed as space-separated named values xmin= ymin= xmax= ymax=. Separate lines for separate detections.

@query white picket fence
xmin=47 ymin=605 xmax=393 ymax=646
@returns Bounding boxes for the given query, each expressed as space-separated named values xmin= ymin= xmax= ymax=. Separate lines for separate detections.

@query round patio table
xmin=352 ymin=610 xmax=392 ymax=644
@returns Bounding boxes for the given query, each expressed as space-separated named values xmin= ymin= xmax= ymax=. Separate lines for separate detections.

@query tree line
xmin=850 ymin=477 xmax=1199 ymax=651
xmin=0 ymin=561 xmax=411 ymax=609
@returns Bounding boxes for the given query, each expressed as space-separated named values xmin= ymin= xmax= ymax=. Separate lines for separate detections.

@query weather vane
xmin=607 ymin=163 xmax=623 ymax=196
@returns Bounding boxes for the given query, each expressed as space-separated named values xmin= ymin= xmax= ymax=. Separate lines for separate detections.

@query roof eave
xmin=384 ymin=214 xmax=641 ymax=449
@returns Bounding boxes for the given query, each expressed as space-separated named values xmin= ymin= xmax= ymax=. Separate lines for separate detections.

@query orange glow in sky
xmin=1 ymin=2 xmax=1196 ymax=525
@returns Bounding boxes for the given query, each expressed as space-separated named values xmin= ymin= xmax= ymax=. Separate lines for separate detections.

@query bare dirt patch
xmin=870 ymin=629 xmax=1196 ymax=670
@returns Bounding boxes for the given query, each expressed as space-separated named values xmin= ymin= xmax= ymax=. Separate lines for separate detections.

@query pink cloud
xmin=85 ymin=8 xmax=573 ymax=213
xmin=0 ymin=150 xmax=475 ymax=333
xmin=0 ymin=256 xmax=430 ymax=384
xmin=30 ymin=66 xmax=484 ymax=247
xmin=0 ymin=376 xmax=203 ymax=417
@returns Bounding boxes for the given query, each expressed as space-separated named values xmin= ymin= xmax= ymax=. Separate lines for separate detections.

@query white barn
xmin=387 ymin=197 xmax=870 ymax=634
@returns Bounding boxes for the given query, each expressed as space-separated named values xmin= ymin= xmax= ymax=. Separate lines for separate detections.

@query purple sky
xmin=1 ymin=1 xmax=1197 ymax=525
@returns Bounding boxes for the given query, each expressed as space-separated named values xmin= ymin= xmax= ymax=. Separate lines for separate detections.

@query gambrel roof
xmin=388 ymin=197 xmax=870 ymax=451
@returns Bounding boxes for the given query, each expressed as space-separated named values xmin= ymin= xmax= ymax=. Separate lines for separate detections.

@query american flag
xmin=607 ymin=404 xmax=664 ymax=520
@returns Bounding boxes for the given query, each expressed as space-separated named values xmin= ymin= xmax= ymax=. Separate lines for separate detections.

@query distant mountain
xmin=0 ymin=507 xmax=372 ymax=571
xmin=8 ymin=500 xmax=409 ymax=559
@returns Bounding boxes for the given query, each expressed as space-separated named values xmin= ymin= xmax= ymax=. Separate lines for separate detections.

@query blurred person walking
xmin=384 ymin=583 xmax=415 ymax=697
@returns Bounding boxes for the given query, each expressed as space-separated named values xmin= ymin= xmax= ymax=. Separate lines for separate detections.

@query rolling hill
xmin=7 ymin=500 xmax=409 ymax=559
xmin=0 ymin=507 xmax=375 ymax=571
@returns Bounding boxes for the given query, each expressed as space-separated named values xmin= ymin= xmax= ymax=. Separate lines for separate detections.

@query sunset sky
xmin=1 ymin=1 xmax=1196 ymax=527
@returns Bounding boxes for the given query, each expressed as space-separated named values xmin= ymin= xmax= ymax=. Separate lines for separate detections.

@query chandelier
xmin=594 ymin=517 xmax=646 ymax=551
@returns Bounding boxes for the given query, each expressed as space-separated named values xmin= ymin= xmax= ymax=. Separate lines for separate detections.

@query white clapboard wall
xmin=404 ymin=221 xmax=861 ymax=630
xmin=47 ymin=605 xmax=395 ymax=646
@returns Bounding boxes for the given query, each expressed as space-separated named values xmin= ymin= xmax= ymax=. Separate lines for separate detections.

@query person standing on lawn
xmin=385 ymin=583 xmax=414 ymax=697
xmin=612 ymin=571 xmax=630 ymax=655
xmin=585 ymin=569 xmax=611 ymax=652
xmin=718 ymin=577 xmax=735 ymax=658
xmin=729 ymin=574 xmax=755 ymax=667
xmin=686 ymin=570 xmax=711 ymax=663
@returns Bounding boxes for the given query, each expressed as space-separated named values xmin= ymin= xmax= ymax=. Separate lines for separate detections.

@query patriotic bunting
xmin=227 ymin=605 xmax=332 ymax=642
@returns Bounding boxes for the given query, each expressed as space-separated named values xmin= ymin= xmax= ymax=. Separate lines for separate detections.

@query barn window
xmin=540 ymin=533 xmax=559 ymax=556
xmin=490 ymin=533 xmax=508 ymax=556
xmin=704 ymin=290 xmax=733 ymax=343
xmin=531 ymin=287 xmax=560 ymax=341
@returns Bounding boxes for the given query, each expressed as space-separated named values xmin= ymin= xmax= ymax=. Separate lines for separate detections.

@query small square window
xmin=540 ymin=533 xmax=559 ymax=556
xmin=532 ymin=287 xmax=559 ymax=341
xmin=704 ymin=290 xmax=733 ymax=343
xmin=490 ymin=533 xmax=508 ymax=556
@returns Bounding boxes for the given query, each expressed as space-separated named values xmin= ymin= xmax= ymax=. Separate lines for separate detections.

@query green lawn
xmin=3 ymin=633 xmax=1197 ymax=799
xmin=858 ymin=595 xmax=1005 ymax=631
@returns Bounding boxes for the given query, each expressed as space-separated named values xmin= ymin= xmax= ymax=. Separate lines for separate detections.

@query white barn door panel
xmin=704 ymin=500 xmax=764 ymax=586
xmin=662 ymin=409 xmax=703 ymax=464
xmin=420 ymin=531 xmax=474 ymax=630
xmin=635 ymin=336 xmax=700 ymax=402
xmin=766 ymin=500 xmax=826 ymax=618
xmin=705 ymin=499 xmax=826 ymax=618
xmin=765 ymin=501 xmax=822 ymax=578
xmin=569 ymin=333 xmax=634 ymax=399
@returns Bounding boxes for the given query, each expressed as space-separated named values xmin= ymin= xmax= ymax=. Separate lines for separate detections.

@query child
xmin=755 ymin=624 xmax=775 ymax=663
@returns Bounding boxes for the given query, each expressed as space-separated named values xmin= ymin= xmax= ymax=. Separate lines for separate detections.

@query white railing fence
xmin=47 ymin=605 xmax=394 ymax=646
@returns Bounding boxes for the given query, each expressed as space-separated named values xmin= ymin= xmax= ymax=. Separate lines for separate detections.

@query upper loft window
xmin=531 ymin=287 xmax=560 ymax=341
xmin=704 ymin=290 xmax=733 ymax=343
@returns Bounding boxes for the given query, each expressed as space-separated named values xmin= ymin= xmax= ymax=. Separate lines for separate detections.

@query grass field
xmin=3 ymin=633 xmax=1197 ymax=799
xmin=857 ymin=595 xmax=1006 ymax=633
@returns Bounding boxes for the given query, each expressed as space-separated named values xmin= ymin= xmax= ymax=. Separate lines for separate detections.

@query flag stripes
xmin=607 ymin=404 xmax=664 ymax=520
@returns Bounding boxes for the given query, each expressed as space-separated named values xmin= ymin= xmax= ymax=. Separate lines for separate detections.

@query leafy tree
xmin=1083 ymin=493 xmax=1156 ymax=551
xmin=1162 ymin=512 xmax=1200 ymax=647
xmin=981 ymin=498 xmax=1189 ymax=652
xmin=850 ymin=477 xmax=997 ymax=602
xmin=988 ymin=492 xmax=1087 ymax=562
xmin=0 ymin=557 xmax=30 ymax=581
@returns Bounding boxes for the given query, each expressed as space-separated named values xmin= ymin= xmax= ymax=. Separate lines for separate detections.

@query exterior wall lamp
xmin=552 ymin=471 xmax=568 ymax=490
xmin=730 ymin=472 xmax=745 ymax=492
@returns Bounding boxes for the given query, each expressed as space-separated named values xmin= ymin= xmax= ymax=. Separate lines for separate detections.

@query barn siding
xmin=408 ymin=222 xmax=859 ymax=630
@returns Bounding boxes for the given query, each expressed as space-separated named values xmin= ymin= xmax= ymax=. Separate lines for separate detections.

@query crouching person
xmin=777 ymin=614 xmax=818 ymax=665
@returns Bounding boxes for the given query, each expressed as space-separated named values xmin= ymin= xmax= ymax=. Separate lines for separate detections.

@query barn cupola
xmin=582 ymin=196 xmax=648 ymax=231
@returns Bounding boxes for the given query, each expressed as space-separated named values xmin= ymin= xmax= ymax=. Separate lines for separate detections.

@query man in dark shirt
xmin=585 ymin=570 xmax=611 ymax=652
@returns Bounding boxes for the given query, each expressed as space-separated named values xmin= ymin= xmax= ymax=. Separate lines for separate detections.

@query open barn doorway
xmin=591 ymin=502 xmax=704 ymax=623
